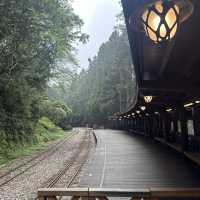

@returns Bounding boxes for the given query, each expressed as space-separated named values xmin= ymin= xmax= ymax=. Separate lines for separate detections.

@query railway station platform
xmin=79 ymin=129 xmax=200 ymax=189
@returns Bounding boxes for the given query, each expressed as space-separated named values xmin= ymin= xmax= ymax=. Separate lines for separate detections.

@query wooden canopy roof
xmin=121 ymin=0 xmax=200 ymax=96
xmin=119 ymin=0 xmax=200 ymax=117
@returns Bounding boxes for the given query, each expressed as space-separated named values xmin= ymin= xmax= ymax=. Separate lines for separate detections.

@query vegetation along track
xmin=40 ymin=128 xmax=94 ymax=199
xmin=0 ymin=131 xmax=76 ymax=188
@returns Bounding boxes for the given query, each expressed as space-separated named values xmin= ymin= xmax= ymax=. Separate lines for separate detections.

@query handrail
xmin=38 ymin=187 xmax=200 ymax=199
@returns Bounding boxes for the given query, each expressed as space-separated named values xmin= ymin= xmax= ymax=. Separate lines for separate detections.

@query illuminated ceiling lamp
xmin=166 ymin=108 xmax=172 ymax=112
xmin=184 ymin=102 xmax=194 ymax=108
xmin=130 ymin=0 xmax=193 ymax=43
xmin=144 ymin=95 xmax=153 ymax=103
xmin=140 ymin=106 xmax=146 ymax=111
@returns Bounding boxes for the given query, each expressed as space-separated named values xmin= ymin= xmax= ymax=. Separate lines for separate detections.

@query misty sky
xmin=72 ymin=0 xmax=121 ymax=69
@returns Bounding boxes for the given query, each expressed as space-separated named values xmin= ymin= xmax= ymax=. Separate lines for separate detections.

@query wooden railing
xmin=38 ymin=188 xmax=200 ymax=200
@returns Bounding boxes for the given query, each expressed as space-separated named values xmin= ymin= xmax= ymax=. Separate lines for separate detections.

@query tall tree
xmin=48 ymin=27 xmax=136 ymax=126
xmin=0 ymin=0 xmax=87 ymax=142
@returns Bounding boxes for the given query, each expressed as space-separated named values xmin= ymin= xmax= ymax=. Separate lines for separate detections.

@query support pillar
xmin=162 ymin=112 xmax=170 ymax=142
xmin=179 ymin=105 xmax=189 ymax=151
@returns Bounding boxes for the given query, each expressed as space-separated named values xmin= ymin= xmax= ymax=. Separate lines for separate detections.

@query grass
xmin=0 ymin=117 xmax=72 ymax=168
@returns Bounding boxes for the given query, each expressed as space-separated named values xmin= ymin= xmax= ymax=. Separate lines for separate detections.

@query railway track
xmin=39 ymin=129 xmax=93 ymax=199
xmin=0 ymin=131 xmax=77 ymax=188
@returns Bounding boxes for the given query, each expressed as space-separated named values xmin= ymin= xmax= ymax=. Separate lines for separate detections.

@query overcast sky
xmin=72 ymin=0 xmax=121 ymax=69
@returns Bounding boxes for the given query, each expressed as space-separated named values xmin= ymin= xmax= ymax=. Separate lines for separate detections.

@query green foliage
xmin=34 ymin=117 xmax=68 ymax=143
xmin=39 ymin=100 xmax=72 ymax=129
xmin=0 ymin=117 xmax=71 ymax=167
xmin=0 ymin=0 xmax=86 ymax=144
xmin=37 ymin=117 xmax=56 ymax=131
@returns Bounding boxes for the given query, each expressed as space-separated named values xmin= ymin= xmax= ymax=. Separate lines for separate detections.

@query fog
xmin=72 ymin=0 xmax=121 ymax=69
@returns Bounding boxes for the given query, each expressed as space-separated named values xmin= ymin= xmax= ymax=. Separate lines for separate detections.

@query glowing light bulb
xmin=142 ymin=0 xmax=179 ymax=42
xmin=140 ymin=106 xmax=146 ymax=111
xmin=144 ymin=96 xmax=153 ymax=103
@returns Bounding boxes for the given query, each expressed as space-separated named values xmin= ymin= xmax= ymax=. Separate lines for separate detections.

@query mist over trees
xmin=48 ymin=18 xmax=136 ymax=126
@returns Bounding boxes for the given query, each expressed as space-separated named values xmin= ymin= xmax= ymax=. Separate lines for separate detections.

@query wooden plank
xmin=150 ymin=188 xmax=200 ymax=198
xmin=154 ymin=137 xmax=183 ymax=153
xmin=38 ymin=188 xmax=89 ymax=197
xmin=38 ymin=188 xmax=200 ymax=199
xmin=89 ymin=188 xmax=149 ymax=197
xmin=184 ymin=152 xmax=200 ymax=166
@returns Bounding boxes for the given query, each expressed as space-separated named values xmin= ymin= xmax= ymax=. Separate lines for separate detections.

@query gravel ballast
xmin=0 ymin=128 xmax=91 ymax=200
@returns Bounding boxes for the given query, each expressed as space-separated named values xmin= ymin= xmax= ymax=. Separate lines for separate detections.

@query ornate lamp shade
xmin=129 ymin=0 xmax=193 ymax=43
xmin=142 ymin=1 xmax=179 ymax=42
xmin=144 ymin=96 xmax=153 ymax=103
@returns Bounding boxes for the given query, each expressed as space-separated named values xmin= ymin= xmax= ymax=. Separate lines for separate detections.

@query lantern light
xmin=155 ymin=111 xmax=159 ymax=115
xmin=130 ymin=0 xmax=193 ymax=43
xmin=136 ymin=110 xmax=140 ymax=114
xmin=184 ymin=102 xmax=194 ymax=108
xmin=142 ymin=1 xmax=180 ymax=42
xmin=166 ymin=108 xmax=172 ymax=112
xmin=144 ymin=96 xmax=153 ymax=103
xmin=195 ymin=101 xmax=200 ymax=104
xmin=140 ymin=106 xmax=146 ymax=111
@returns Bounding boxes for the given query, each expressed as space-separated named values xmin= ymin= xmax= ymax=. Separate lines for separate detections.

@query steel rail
xmin=44 ymin=129 xmax=91 ymax=189
xmin=0 ymin=132 xmax=75 ymax=188
xmin=39 ymin=129 xmax=94 ymax=200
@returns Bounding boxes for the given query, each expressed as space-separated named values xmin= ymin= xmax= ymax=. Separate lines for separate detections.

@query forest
xmin=0 ymin=0 xmax=136 ymax=162
xmin=48 ymin=16 xmax=136 ymax=126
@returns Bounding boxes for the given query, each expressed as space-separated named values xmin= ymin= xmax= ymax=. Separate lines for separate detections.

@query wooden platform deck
xmin=79 ymin=130 xmax=200 ymax=189
xmin=155 ymin=137 xmax=200 ymax=167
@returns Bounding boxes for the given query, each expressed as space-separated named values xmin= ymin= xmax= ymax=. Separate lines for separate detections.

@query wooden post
xmin=127 ymin=119 xmax=129 ymax=130
xmin=122 ymin=119 xmax=124 ymax=130
xmin=145 ymin=116 xmax=150 ymax=136
xmin=152 ymin=116 xmax=158 ymax=138
xmin=161 ymin=112 xmax=170 ymax=142
xmin=158 ymin=115 xmax=163 ymax=137
xmin=193 ymin=106 xmax=200 ymax=136
xmin=172 ymin=112 xmax=178 ymax=142
xmin=135 ymin=117 xmax=138 ymax=132
xmin=142 ymin=117 xmax=145 ymax=133
xmin=179 ymin=105 xmax=189 ymax=151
